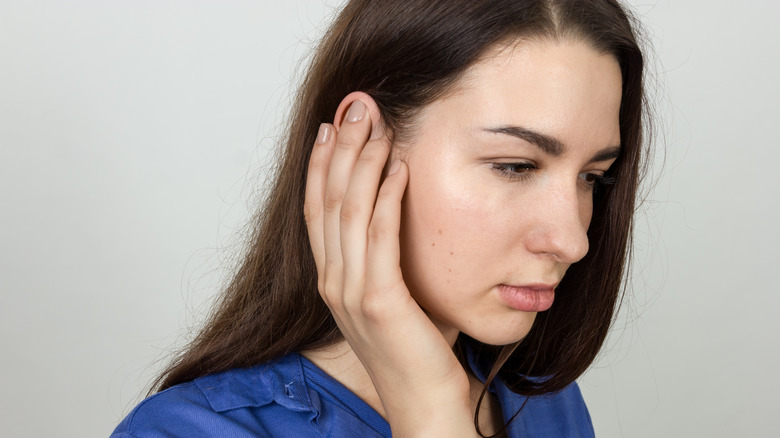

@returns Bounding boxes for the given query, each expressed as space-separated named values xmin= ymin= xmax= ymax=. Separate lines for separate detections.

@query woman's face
xmin=395 ymin=39 xmax=623 ymax=346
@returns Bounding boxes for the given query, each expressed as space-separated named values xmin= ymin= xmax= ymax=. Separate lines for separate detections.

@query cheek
xmin=398 ymin=167 xmax=509 ymax=293
xmin=400 ymin=177 xmax=467 ymax=269
xmin=579 ymin=192 xmax=594 ymax=230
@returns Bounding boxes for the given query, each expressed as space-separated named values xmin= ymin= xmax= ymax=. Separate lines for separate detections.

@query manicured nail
xmin=388 ymin=159 xmax=401 ymax=175
xmin=345 ymin=100 xmax=366 ymax=123
xmin=316 ymin=124 xmax=330 ymax=144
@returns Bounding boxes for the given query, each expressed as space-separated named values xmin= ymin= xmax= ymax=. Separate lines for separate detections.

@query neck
xmin=301 ymin=337 xmax=503 ymax=434
xmin=301 ymin=340 xmax=386 ymax=416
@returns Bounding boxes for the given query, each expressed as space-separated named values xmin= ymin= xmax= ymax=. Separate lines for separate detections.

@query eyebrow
xmin=483 ymin=125 xmax=621 ymax=163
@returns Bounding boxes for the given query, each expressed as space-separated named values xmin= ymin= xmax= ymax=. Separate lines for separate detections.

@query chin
xmin=464 ymin=313 xmax=537 ymax=346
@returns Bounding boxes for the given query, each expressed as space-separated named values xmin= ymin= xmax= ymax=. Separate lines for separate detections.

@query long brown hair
xmin=155 ymin=0 xmax=649 ymax=428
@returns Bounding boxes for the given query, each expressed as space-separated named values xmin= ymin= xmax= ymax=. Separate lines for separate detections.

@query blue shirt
xmin=111 ymin=353 xmax=594 ymax=437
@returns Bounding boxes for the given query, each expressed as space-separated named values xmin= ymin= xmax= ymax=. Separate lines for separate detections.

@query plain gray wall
xmin=1 ymin=1 xmax=777 ymax=437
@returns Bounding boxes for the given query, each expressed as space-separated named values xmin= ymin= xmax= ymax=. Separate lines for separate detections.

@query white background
xmin=1 ymin=1 xmax=778 ymax=437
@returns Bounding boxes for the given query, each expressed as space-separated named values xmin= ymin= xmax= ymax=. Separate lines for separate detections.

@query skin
xmin=398 ymin=39 xmax=622 ymax=347
xmin=303 ymin=39 xmax=622 ymax=437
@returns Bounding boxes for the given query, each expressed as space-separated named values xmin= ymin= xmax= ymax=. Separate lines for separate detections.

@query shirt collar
xmin=195 ymin=353 xmax=316 ymax=415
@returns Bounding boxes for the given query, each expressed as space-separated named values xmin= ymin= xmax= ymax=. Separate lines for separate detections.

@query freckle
xmin=438 ymin=229 xmax=443 ymax=235
xmin=448 ymin=268 xmax=452 ymax=272
xmin=431 ymin=243 xmax=435 ymax=247
xmin=450 ymin=251 xmax=454 ymax=255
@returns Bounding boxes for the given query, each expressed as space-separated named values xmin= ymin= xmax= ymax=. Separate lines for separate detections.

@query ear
xmin=333 ymin=91 xmax=385 ymax=136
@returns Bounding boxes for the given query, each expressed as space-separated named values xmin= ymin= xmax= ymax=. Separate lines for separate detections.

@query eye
xmin=579 ymin=172 xmax=616 ymax=192
xmin=491 ymin=162 xmax=537 ymax=180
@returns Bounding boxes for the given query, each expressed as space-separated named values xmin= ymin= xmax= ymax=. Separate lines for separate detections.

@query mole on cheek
xmin=450 ymin=251 xmax=454 ymax=255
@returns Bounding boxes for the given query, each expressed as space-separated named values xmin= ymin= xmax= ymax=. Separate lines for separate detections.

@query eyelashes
xmin=579 ymin=172 xmax=616 ymax=192
xmin=490 ymin=162 xmax=536 ymax=180
xmin=490 ymin=162 xmax=616 ymax=192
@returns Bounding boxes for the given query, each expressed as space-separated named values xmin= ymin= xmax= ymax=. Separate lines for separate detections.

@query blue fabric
xmin=111 ymin=352 xmax=594 ymax=437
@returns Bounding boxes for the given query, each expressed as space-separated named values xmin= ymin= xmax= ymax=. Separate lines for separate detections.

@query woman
xmin=112 ymin=0 xmax=648 ymax=436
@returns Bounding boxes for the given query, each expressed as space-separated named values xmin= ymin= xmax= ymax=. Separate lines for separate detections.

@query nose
xmin=524 ymin=183 xmax=590 ymax=264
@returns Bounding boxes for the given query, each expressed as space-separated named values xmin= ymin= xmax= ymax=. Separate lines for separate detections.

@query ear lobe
xmin=333 ymin=91 xmax=383 ymax=133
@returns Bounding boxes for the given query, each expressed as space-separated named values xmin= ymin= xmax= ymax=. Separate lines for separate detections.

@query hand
xmin=303 ymin=93 xmax=477 ymax=437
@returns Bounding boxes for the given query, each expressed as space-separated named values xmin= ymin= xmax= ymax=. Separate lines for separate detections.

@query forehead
xmin=427 ymin=38 xmax=623 ymax=151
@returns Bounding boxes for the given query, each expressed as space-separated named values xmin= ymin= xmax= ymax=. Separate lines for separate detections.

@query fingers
xmin=304 ymin=123 xmax=334 ymax=280
xmin=305 ymin=97 xmax=397 ymax=309
xmin=339 ymin=135 xmax=393 ymax=289
xmin=322 ymin=100 xmax=372 ymax=285
xmin=365 ymin=159 xmax=408 ymax=296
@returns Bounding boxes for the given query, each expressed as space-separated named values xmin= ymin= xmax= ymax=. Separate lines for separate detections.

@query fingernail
xmin=345 ymin=100 xmax=366 ymax=123
xmin=316 ymin=124 xmax=330 ymax=144
xmin=388 ymin=159 xmax=401 ymax=175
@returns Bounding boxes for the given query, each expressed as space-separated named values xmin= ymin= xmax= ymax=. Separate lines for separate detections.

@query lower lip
xmin=497 ymin=285 xmax=555 ymax=312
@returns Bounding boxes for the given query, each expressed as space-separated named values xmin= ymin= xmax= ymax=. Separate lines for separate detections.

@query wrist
xmin=384 ymin=392 xmax=478 ymax=438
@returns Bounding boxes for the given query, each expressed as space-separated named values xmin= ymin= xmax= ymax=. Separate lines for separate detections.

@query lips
xmin=497 ymin=283 xmax=556 ymax=312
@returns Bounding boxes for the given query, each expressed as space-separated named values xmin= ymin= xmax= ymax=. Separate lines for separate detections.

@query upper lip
xmin=502 ymin=282 xmax=559 ymax=291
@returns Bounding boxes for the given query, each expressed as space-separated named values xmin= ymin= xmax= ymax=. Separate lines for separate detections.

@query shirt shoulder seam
xmin=121 ymin=381 xmax=200 ymax=433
